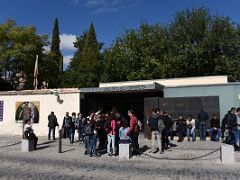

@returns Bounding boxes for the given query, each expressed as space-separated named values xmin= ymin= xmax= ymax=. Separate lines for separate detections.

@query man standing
xmin=75 ymin=113 xmax=85 ymax=143
xmin=236 ymin=107 xmax=240 ymax=148
xmin=225 ymin=107 xmax=238 ymax=149
xmin=127 ymin=109 xmax=139 ymax=156
xmin=197 ymin=108 xmax=209 ymax=141
xmin=176 ymin=114 xmax=186 ymax=142
xmin=48 ymin=111 xmax=59 ymax=140
xmin=149 ymin=108 xmax=164 ymax=154
xmin=62 ymin=112 xmax=71 ymax=138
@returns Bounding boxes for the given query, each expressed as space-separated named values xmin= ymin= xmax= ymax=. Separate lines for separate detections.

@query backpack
xmin=104 ymin=119 xmax=112 ymax=133
xmin=65 ymin=117 xmax=71 ymax=128
xmin=24 ymin=128 xmax=35 ymax=139
xmin=84 ymin=124 xmax=92 ymax=135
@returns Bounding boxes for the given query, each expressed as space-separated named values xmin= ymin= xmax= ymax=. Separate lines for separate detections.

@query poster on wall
xmin=15 ymin=101 xmax=40 ymax=123
xmin=0 ymin=101 xmax=3 ymax=122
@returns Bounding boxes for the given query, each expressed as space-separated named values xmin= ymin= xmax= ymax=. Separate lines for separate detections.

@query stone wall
xmin=0 ymin=89 xmax=80 ymax=136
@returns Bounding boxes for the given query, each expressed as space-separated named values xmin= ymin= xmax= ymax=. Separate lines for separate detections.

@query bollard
xmin=58 ymin=129 xmax=62 ymax=153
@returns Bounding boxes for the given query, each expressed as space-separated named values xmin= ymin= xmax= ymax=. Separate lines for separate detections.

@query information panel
xmin=0 ymin=101 xmax=3 ymax=122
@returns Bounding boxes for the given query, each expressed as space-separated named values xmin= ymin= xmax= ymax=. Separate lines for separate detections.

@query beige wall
xmin=0 ymin=91 xmax=80 ymax=136
xmin=99 ymin=75 xmax=228 ymax=88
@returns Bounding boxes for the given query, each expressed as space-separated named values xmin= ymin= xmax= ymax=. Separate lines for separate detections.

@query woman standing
xmin=186 ymin=115 xmax=196 ymax=142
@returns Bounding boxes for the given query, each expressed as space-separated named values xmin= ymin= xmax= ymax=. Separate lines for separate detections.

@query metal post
xmin=58 ymin=128 xmax=62 ymax=153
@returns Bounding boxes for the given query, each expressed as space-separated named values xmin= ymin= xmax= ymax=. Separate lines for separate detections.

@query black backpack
xmin=65 ymin=117 xmax=72 ymax=127
xmin=84 ymin=124 xmax=92 ymax=135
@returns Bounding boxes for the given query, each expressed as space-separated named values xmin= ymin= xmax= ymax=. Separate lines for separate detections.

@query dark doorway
xmin=82 ymin=92 xmax=163 ymax=121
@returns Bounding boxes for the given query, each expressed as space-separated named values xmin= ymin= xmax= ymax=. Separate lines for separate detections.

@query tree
xmin=0 ymin=19 xmax=49 ymax=90
xmin=49 ymin=18 xmax=63 ymax=88
xmin=64 ymin=23 xmax=102 ymax=87
xmin=101 ymin=7 xmax=240 ymax=82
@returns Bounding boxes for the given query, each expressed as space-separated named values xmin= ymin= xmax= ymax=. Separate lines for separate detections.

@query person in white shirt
xmin=186 ymin=115 xmax=196 ymax=142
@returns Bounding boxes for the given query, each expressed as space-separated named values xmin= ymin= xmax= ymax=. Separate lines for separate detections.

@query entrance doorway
xmin=82 ymin=92 xmax=163 ymax=122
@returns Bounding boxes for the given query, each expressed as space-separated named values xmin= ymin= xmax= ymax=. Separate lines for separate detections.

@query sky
xmin=1 ymin=0 xmax=240 ymax=69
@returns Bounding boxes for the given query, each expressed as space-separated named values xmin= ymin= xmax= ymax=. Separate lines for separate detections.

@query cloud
xmin=86 ymin=0 xmax=103 ymax=7
xmin=80 ymin=0 xmax=142 ymax=14
xmin=70 ymin=0 xmax=80 ymax=5
xmin=43 ymin=45 xmax=50 ymax=52
xmin=60 ymin=34 xmax=77 ymax=51
xmin=63 ymin=55 xmax=73 ymax=65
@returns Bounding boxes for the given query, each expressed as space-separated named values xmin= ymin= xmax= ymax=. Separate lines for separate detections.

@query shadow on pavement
xmin=36 ymin=145 xmax=51 ymax=150
xmin=62 ymin=148 xmax=75 ymax=153
xmin=0 ymin=142 xmax=21 ymax=148
xmin=139 ymin=145 xmax=149 ymax=154
xmin=37 ymin=141 xmax=55 ymax=146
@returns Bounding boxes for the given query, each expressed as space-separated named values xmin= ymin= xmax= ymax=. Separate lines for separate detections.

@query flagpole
xmin=33 ymin=55 xmax=38 ymax=90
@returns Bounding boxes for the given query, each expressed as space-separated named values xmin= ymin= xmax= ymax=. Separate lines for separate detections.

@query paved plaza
xmin=0 ymin=134 xmax=240 ymax=180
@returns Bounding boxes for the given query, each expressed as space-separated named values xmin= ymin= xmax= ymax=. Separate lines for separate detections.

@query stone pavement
xmin=0 ymin=134 xmax=240 ymax=180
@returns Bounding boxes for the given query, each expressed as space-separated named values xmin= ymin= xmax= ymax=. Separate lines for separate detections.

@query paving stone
xmin=0 ymin=134 xmax=239 ymax=179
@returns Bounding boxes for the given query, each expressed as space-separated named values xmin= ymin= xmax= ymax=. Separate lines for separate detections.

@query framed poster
xmin=15 ymin=101 xmax=40 ymax=123
xmin=0 ymin=101 xmax=3 ymax=122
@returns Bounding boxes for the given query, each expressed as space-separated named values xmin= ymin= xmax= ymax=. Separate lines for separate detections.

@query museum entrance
xmin=81 ymin=91 xmax=163 ymax=122
xmin=80 ymin=83 xmax=164 ymax=121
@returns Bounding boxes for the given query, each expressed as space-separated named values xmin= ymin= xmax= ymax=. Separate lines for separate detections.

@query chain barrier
xmin=134 ymin=147 xmax=221 ymax=161
xmin=0 ymin=142 xmax=21 ymax=148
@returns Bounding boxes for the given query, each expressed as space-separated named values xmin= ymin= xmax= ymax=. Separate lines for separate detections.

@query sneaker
xmin=159 ymin=151 xmax=164 ymax=154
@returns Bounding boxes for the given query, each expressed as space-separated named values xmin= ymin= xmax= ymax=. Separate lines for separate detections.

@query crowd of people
xmin=147 ymin=107 xmax=240 ymax=154
xmin=23 ymin=106 xmax=240 ymax=155
xmin=48 ymin=108 xmax=141 ymax=157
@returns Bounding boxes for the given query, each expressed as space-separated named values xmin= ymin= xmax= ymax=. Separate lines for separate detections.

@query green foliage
xmin=0 ymin=19 xmax=49 ymax=90
xmin=64 ymin=23 xmax=102 ymax=88
xmin=101 ymin=7 xmax=240 ymax=82
xmin=50 ymin=18 xmax=63 ymax=88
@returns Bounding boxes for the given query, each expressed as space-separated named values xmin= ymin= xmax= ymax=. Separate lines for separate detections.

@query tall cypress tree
xmin=81 ymin=23 xmax=101 ymax=87
xmin=64 ymin=23 xmax=101 ymax=88
xmin=50 ymin=18 xmax=63 ymax=88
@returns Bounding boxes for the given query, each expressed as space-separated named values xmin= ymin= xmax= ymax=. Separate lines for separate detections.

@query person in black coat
xmin=197 ymin=109 xmax=209 ymax=141
xmin=176 ymin=114 xmax=186 ymax=142
xmin=210 ymin=114 xmax=220 ymax=141
xmin=62 ymin=112 xmax=71 ymax=139
xmin=48 ymin=111 xmax=59 ymax=140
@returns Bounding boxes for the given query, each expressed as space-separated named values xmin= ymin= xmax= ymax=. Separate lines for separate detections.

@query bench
xmin=119 ymin=143 xmax=132 ymax=160
xmin=21 ymin=139 xmax=35 ymax=152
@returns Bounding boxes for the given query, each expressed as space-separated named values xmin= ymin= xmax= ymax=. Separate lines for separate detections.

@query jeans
xmin=238 ymin=130 xmax=240 ymax=147
xmin=78 ymin=128 xmax=83 ymax=142
xmin=130 ymin=132 xmax=139 ymax=155
xmin=186 ymin=128 xmax=196 ymax=141
xmin=162 ymin=129 xmax=169 ymax=147
xmin=85 ymin=135 xmax=92 ymax=155
xmin=107 ymin=135 xmax=115 ymax=154
xmin=210 ymin=128 xmax=221 ymax=141
xmin=178 ymin=129 xmax=183 ymax=141
xmin=69 ymin=128 xmax=75 ymax=144
xmin=226 ymin=130 xmax=238 ymax=145
xmin=199 ymin=123 xmax=206 ymax=141
xmin=151 ymin=131 xmax=162 ymax=152
xmin=48 ymin=127 xmax=56 ymax=140
xmin=90 ymin=133 xmax=97 ymax=155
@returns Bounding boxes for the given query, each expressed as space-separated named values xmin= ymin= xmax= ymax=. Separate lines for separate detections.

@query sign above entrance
xmin=80 ymin=83 xmax=163 ymax=94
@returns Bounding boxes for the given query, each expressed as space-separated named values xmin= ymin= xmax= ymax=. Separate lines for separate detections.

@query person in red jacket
xmin=126 ymin=109 xmax=139 ymax=156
